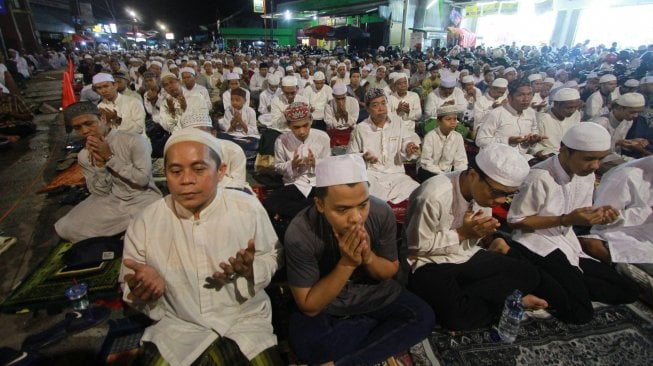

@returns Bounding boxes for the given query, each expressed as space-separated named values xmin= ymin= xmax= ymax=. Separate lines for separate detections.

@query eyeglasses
xmin=482 ymin=176 xmax=519 ymax=199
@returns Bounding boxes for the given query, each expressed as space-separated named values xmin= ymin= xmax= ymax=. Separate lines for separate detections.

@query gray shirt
xmin=285 ymin=196 xmax=401 ymax=316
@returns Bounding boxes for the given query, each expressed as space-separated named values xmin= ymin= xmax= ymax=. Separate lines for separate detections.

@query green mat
xmin=1 ymin=241 xmax=122 ymax=313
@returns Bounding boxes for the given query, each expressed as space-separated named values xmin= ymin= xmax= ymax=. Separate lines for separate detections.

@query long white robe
xmin=120 ymin=189 xmax=282 ymax=366
xmin=532 ymin=110 xmax=580 ymax=156
xmin=418 ymin=128 xmax=467 ymax=174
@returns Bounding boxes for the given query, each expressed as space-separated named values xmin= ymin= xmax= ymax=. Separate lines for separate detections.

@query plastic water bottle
xmin=65 ymin=282 xmax=89 ymax=310
xmin=496 ymin=289 xmax=524 ymax=343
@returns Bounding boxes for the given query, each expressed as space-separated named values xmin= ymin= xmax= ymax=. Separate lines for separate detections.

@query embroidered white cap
xmin=316 ymin=154 xmax=368 ymax=188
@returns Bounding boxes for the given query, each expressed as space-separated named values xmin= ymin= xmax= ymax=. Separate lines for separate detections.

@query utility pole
xmin=400 ymin=0 xmax=408 ymax=50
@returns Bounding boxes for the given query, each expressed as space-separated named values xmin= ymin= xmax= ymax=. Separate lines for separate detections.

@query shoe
xmin=21 ymin=306 xmax=110 ymax=351
xmin=0 ymin=347 xmax=46 ymax=366
xmin=0 ymin=236 xmax=17 ymax=256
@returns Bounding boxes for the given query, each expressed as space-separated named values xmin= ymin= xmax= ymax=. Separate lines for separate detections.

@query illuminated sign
xmin=165 ymin=33 xmax=175 ymax=40
xmin=253 ymin=0 xmax=265 ymax=14
xmin=92 ymin=23 xmax=117 ymax=34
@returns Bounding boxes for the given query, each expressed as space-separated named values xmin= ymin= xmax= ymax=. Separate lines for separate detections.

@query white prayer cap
xmin=203 ymin=60 xmax=212 ymax=66
xmin=552 ymin=88 xmax=580 ymax=102
xmin=273 ymin=59 xmax=280 ymax=65
xmin=563 ymin=80 xmax=578 ymax=88
xmin=233 ymin=67 xmax=243 ymax=75
xmin=460 ymin=69 xmax=469 ymax=75
xmin=188 ymin=60 xmax=197 ymax=67
xmin=462 ymin=75 xmax=475 ymax=84
xmin=225 ymin=72 xmax=240 ymax=81
xmin=215 ymin=59 xmax=223 ymax=64
xmin=313 ymin=71 xmax=325 ymax=81
xmin=180 ymin=67 xmax=196 ymax=76
xmin=286 ymin=65 xmax=294 ymax=71
xmin=267 ymin=74 xmax=280 ymax=85
xmin=92 ymin=73 xmax=114 ymax=84
xmin=504 ymin=67 xmax=516 ymax=74
xmin=160 ymin=72 xmax=178 ymax=80
xmin=250 ymin=60 xmax=257 ymax=65
xmin=332 ymin=84 xmax=347 ymax=96
xmin=476 ymin=143 xmax=530 ymax=187
xmin=180 ymin=111 xmax=213 ymax=129
xmin=129 ymin=57 xmax=140 ymax=63
xmin=175 ymin=59 xmax=181 ymax=65
xmin=440 ymin=77 xmax=457 ymax=88
xmin=388 ymin=72 xmax=398 ymax=82
xmin=492 ymin=78 xmax=509 ymax=88
xmin=587 ymin=72 xmax=598 ymax=79
xmin=315 ymin=154 xmax=368 ymax=188
xmin=624 ymin=79 xmax=640 ymax=88
xmin=437 ymin=104 xmax=461 ymax=117
xmin=642 ymin=76 xmax=653 ymax=85
xmin=164 ymin=127 xmax=221 ymax=160
xmin=599 ymin=74 xmax=616 ymax=83
xmin=83 ymin=54 xmax=93 ymax=60
xmin=393 ymin=73 xmax=408 ymax=83
xmin=150 ymin=61 xmax=163 ymax=68
xmin=450 ymin=59 xmax=460 ymax=66
xmin=561 ymin=122 xmax=611 ymax=151
xmin=615 ymin=93 xmax=645 ymax=108
xmin=281 ymin=76 xmax=297 ymax=87
xmin=169 ymin=64 xmax=179 ymax=70
xmin=543 ymin=77 xmax=555 ymax=85
xmin=528 ymin=74 xmax=542 ymax=82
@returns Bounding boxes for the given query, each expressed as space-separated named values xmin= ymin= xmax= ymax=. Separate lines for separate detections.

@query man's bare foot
xmin=522 ymin=294 xmax=548 ymax=310
xmin=488 ymin=238 xmax=510 ymax=255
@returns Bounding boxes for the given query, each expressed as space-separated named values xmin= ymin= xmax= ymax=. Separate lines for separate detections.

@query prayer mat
xmin=37 ymin=162 xmax=85 ymax=193
xmin=1 ymin=241 xmax=122 ymax=313
xmin=428 ymin=303 xmax=653 ymax=365
xmin=99 ymin=316 xmax=151 ymax=366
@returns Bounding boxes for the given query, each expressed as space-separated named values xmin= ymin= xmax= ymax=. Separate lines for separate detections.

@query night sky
xmin=96 ymin=0 xmax=286 ymax=37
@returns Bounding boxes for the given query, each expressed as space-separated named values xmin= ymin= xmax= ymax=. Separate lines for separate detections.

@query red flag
xmin=62 ymin=71 xmax=77 ymax=109
xmin=67 ymin=56 xmax=74 ymax=78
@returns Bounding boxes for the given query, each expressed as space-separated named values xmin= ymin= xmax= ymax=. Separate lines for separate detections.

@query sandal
xmin=0 ymin=236 xmax=17 ymax=256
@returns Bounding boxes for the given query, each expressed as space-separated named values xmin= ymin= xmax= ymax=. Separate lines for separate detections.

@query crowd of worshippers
xmin=52 ymin=44 xmax=653 ymax=365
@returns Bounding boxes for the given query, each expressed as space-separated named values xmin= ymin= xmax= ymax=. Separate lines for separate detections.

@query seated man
xmin=303 ymin=71 xmax=332 ymax=131
xmin=285 ymin=154 xmax=434 ymax=365
xmin=417 ymin=105 xmax=468 ymax=182
xmin=387 ymin=73 xmax=422 ymax=131
xmin=121 ymin=128 xmax=283 ymax=366
xmin=264 ymin=102 xmax=330 ymax=223
xmin=424 ymin=76 xmax=467 ymax=119
xmin=532 ymin=88 xmax=581 ymax=159
xmin=159 ymin=72 xmax=210 ymax=133
xmin=324 ymin=84 xmax=359 ymax=131
xmin=55 ymin=102 xmax=161 ymax=243
xmin=407 ymin=143 xmax=547 ymax=330
xmin=347 ymin=88 xmax=421 ymax=204
xmin=94 ymin=73 xmax=146 ymax=135
xmin=0 ymin=85 xmax=35 ymax=137
xmin=506 ymin=123 xmax=639 ymax=324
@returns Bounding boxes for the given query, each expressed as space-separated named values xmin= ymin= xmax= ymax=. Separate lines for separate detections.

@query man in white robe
xmin=424 ymin=77 xmax=467 ymax=119
xmin=120 ymin=128 xmax=283 ymax=365
xmin=387 ymin=73 xmax=421 ymax=131
xmin=55 ymin=102 xmax=161 ymax=243
xmin=94 ymin=73 xmax=146 ymax=135
xmin=585 ymin=74 xmax=619 ymax=119
xmin=532 ymin=88 xmax=581 ymax=159
xmin=324 ymin=84 xmax=359 ymax=130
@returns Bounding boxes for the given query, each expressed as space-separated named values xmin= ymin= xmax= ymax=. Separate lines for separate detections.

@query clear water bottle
xmin=65 ymin=282 xmax=89 ymax=310
xmin=496 ymin=289 xmax=524 ymax=343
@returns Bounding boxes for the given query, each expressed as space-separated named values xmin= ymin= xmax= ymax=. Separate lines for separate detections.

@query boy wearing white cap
xmin=476 ymin=79 xmax=544 ymax=160
xmin=592 ymin=92 xmax=648 ymax=161
xmin=507 ymin=123 xmax=638 ymax=324
xmin=472 ymin=78 xmax=508 ymax=133
xmin=257 ymin=74 xmax=281 ymax=118
xmin=94 ymin=72 xmax=147 ymax=135
xmin=285 ymin=154 xmax=434 ymax=365
xmin=424 ymin=76 xmax=467 ymax=118
xmin=439 ymin=59 xmax=460 ymax=81
xmin=121 ymin=128 xmax=283 ymax=365
xmin=222 ymin=72 xmax=250 ymax=111
xmin=330 ymin=62 xmax=350 ymax=87
xmin=407 ymin=143 xmax=547 ymax=330
xmin=324 ymin=83 xmax=359 ymax=130
xmin=532 ymin=87 xmax=581 ymax=158
xmin=417 ymin=105 xmax=468 ymax=182
xmin=388 ymin=73 xmax=422 ymax=131
xmin=585 ymin=74 xmax=618 ymax=119
xmin=55 ymin=102 xmax=161 ymax=243
xmin=348 ymin=88 xmax=421 ymax=204
xmin=264 ymin=103 xmax=330 ymax=225
xmin=269 ymin=76 xmax=310 ymax=132
xmin=303 ymin=71 xmax=332 ymax=130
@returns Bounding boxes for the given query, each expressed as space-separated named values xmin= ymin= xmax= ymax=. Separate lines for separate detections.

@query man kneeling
xmin=285 ymin=154 xmax=434 ymax=365
xmin=120 ymin=128 xmax=283 ymax=366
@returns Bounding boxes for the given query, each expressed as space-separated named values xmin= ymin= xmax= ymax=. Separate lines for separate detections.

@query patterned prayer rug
xmin=1 ymin=241 xmax=122 ymax=313
xmin=427 ymin=303 xmax=653 ymax=366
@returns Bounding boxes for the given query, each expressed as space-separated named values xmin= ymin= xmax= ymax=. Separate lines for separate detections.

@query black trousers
xmin=408 ymin=250 xmax=541 ymax=330
xmin=507 ymin=242 xmax=639 ymax=324
xmin=263 ymin=184 xmax=314 ymax=221
xmin=416 ymin=168 xmax=437 ymax=183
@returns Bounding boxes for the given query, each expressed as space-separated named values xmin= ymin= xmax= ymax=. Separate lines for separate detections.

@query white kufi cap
xmin=615 ymin=93 xmax=645 ymax=108
xmin=476 ymin=143 xmax=530 ymax=187
xmin=440 ymin=77 xmax=457 ymax=88
xmin=553 ymin=88 xmax=580 ymax=102
xmin=316 ymin=154 xmax=368 ymax=188
xmin=164 ymin=128 xmax=221 ymax=159
xmin=281 ymin=76 xmax=297 ymax=87
xmin=92 ymin=73 xmax=114 ymax=84
xmin=561 ymin=122 xmax=611 ymax=151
